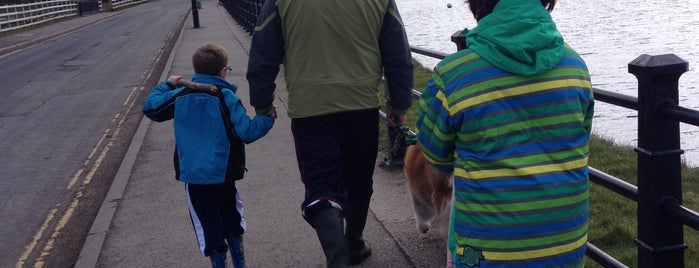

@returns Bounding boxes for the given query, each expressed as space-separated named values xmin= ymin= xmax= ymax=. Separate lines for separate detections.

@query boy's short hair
xmin=192 ymin=43 xmax=228 ymax=76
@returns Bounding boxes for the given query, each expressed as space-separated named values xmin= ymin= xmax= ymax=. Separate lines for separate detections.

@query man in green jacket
xmin=247 ymin=0 xmax=414 ymax=267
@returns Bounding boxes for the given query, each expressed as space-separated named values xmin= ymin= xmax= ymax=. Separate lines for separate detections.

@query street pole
xmin=190 ymin=0 xmax=200 ymax=28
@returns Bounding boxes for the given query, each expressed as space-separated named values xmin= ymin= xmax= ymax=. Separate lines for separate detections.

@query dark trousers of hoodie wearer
xmin=186 ymin=178 xmax=246 ymax=266
xmin=291 ymin=108 xmax=378 ymax=266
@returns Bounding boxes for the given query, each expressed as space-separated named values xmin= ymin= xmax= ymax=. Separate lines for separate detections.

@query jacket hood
xmin=192 ymin=73 xmax=238 ymax=93
xmin=465 ymin=0 xmax=564 ymax=75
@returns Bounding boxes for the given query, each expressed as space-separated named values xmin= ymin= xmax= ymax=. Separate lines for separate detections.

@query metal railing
xmin=218 ymin=0 xmax=260 ymax=34
xmin=0 ymin=0 xmax=78 ymax=34
xmin=411 ymin=39 xmax=699 ymax=268
xmin=109 ymin=0 xmax=143 ymax=10
xmin=0 ymin=0 xmax=148 ymax=35
xmin=220 ymin=2 xmax=699 ymax=267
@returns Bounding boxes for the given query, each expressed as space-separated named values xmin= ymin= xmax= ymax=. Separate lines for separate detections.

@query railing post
xmin=101 ymin=0 xmax=112 ymax=12
xmin=451 ymin=29 xmax=467 ymax=51
xmin=628 ymin=54 xmax=688 ymax=268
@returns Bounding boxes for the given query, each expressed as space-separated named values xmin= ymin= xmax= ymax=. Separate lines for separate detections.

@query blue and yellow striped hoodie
xmin=416 ymin=0 xmax=594 ymax=267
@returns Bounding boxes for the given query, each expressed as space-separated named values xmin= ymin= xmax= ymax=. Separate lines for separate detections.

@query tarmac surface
xmin=3 ymin=1 xmax=447 ymax=267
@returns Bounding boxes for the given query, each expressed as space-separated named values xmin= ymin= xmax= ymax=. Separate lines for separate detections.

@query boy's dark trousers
xmin=186 ymin=178 xmax=246 ymax=266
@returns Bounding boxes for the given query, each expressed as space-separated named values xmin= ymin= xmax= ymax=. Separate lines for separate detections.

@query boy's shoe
xmin=210 ymin=254 xmax=227 ymax=268
xmin=228 ymin=235 xmax=246 ymax=268
xmin=347 ymin=237 xmax=372 ymax=265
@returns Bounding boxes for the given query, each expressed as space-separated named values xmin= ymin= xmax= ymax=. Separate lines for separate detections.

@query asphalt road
xmin=0 ymin=1 xmax=188 ymax=267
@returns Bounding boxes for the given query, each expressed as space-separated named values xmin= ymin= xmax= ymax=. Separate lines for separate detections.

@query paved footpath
xmin=10 ymin=1 xmax=447 ymax=267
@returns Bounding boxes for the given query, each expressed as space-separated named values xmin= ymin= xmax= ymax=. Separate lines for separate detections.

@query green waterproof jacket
xmin=247 ymin=0 xmax=414 ymax=118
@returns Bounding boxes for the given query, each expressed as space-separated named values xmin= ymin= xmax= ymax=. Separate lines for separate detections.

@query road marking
xmin=34 ymin=192 xmax=84 ymax=267
xmin=67 ymin=169 xmax=84 ymax=190
xmin=15 ymin=208 xmax=57 ymax=268
xmin=69 ymin=128 xmax=110 ymax=189
xmin=19 ymin=79 xmax=139 ymax=268
xmin=83 ymin=129 xmax=110 ymax=167
xmin=15 ymin=6 xmax=183 ymax=266
xmin=123 ymin=86 xmax=138 ymax=106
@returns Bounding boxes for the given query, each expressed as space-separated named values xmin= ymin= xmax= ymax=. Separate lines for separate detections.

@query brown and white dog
xmin=403 ymin=144 xmax=453 ymax=235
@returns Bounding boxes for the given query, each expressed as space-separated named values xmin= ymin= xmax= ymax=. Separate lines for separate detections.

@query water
xmin=397 ymin=0 xmax=699 ymax=167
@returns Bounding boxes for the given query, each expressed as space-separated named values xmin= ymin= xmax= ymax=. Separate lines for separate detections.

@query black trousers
xmin=186 ymin=178 xmax=245 ymax=256
xmin=291 ymin=108 xmax=379 ymax=223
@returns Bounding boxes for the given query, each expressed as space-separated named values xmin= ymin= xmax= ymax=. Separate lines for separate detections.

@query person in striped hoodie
xmin=416 ymin=0 xmax=594 ymax=267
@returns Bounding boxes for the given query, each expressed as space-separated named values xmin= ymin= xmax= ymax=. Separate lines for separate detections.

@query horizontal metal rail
xmin=111 ymin=0 xmax=144 ymax=10
xmin=593 ymin=87 xmax=639 ymax=110
xmin=659 ymin=102 xmax=699 ymax=126
xmin=589 ymin=167 xmax=638 ymax=201
xmin=586 ymin=242 xmax=630 ymax=268
xmin=410 ymin=46 xmax=447 ymax=60
xmin=662 ymin=198 xmax=699 ymax=230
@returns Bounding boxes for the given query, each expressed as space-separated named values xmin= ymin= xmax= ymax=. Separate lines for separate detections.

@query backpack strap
xmin=214 ymin=88 xmax=243 ymax=144
xmin=213 ymin=86 xmax=247 ymax=181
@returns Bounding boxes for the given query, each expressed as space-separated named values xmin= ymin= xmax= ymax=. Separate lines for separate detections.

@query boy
xmin=143 ymin=43 xmax=275 ymax=268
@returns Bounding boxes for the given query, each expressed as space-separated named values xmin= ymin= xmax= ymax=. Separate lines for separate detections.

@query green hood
xmin=465 ymin=0 xmax=564 ymax=75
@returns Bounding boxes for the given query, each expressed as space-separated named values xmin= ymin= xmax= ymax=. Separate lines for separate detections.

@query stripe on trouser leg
xmin=235 ymin=191 xmax=247 ymax=231
xmin=186 ymin=183 xmax=207 ymax=256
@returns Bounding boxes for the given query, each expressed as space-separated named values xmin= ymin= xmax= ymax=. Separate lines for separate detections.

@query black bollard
xmin=191 ymin=0 xmax=200 ymax=28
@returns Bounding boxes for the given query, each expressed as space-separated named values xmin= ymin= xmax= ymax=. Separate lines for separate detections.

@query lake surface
xmin=397 ymin=0 xmax=699 ymax=167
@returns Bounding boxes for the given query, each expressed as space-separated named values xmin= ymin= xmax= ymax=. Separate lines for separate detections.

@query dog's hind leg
xmin=411 ymin=191 xmax=437 ymax=233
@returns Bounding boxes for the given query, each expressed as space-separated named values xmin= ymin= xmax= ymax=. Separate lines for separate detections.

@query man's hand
xmin=387 ymin=110 xmax=407 ymax=128
xmin=269 ymin=105 xmax=278 ymax=118
xmin=256 ymin=105 xmax=277 ymax=118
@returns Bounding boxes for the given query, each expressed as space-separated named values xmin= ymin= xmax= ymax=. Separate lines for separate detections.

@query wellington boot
xmin=227 ymin=235 xmax=246 ymax=268
xmin=345 ymin=199 xmax=371 ymax=264
xmin=347 ymin=236 xmax=372 ymax=265
xmin=209 ymin=254 xmax=227 ymax=268
xmin=312 ymin=208 xmax=349 ymax=268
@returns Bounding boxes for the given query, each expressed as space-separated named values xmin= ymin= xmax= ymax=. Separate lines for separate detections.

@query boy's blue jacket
xmin=143 ymin=74 xmax=274 ymax=184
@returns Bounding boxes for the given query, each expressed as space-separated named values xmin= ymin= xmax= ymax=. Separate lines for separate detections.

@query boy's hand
xmin=255 ymin=105 xmax=276 ymax=117
xmin=167 ymin=75 xmax=182 ymax=84
xmin=166 ymin=75 xmax=182 ymax=89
